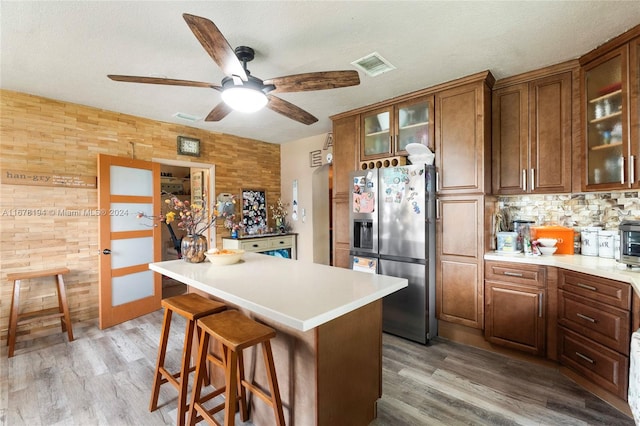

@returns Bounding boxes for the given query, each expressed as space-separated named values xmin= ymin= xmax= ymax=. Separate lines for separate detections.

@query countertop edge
xmin=484 ymin=252 xmax=640 ymax=295
xmin=149 ymin=260 xmax=407 ymax=332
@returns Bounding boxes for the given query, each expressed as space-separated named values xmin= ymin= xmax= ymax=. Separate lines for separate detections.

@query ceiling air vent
xmin=351 ymin=52 xmax=396 ymax=77
xmin=173 ymin=112 xmax=200 ymax=122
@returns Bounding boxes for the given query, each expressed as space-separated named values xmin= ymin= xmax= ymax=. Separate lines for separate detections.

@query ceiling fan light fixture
xmin=221 ymin=87 xmax=268 ymax=113
xmin=221 ymin=75 xmax=268 ymax=113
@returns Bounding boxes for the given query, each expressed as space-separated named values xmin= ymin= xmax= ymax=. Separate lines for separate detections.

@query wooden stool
xmin=149 ymin=293 xmax=226 ymax=426
xmin=7 ymin=267 xmax=73 ymax=358
xmin=188 ymin=310 xmax=285 ymax=426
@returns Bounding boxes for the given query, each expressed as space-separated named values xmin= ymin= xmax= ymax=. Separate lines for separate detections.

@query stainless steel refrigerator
xmin=349 ymin=164 xmax=436 ymax=344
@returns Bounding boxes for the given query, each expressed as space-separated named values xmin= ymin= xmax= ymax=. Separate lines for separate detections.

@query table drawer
xmin=485 ymin=261 xmax=545 ymax=287
xmin=560 ymin=270 xmax=631 ymax=309
xmin=240 ymin=239 xmax=271 ymax=251
xmin=269 ymin=237 xmax=292 ymax=249
xmin=558 ymin=327 xmax=628 ymax=400
xmin=558 ymin=290 xmax=630 ymax=355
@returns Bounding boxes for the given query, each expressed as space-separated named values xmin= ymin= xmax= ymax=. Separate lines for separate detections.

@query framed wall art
xmin=241 ymin=189 xmax=267 ymax=232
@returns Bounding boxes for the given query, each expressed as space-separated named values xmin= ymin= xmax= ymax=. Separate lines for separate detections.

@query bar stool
xmin=149 ymin=293 xmax=226 ymax=426
xmin=188 ymin=310 xmax=285 ymax=426
xmin=7 ymin=267 xmax=73 ymax=358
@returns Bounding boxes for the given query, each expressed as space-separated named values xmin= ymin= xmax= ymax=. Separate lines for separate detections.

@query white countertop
xmin=484 ymin=252 xmax=640 ymax=294
xmin=149 ymin=253 xmax=407 ymax=332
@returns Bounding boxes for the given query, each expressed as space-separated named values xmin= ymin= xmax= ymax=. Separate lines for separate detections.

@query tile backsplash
xmin=496 ymin=192 xmax=640 ymax=231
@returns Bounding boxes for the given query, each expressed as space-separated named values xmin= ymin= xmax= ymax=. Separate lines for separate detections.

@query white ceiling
xmin=1 ymin=1 xmax=639 ymax=144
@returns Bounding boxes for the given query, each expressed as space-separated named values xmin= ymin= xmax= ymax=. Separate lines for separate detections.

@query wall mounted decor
xmin=309 ymin=150 xmax=322 ymax=167
xmin=241 ymin=189 xmax=267 ymax=232
xmin=177 ymin=136 xmax=201 ymax=157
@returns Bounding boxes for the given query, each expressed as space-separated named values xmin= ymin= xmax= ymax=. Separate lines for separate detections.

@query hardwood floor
xmin=1 ymin=311 xmax=634 ymax=426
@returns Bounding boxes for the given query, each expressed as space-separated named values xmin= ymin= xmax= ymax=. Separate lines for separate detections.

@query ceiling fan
xmin=108 ymin=13 xmax=360 ymax=125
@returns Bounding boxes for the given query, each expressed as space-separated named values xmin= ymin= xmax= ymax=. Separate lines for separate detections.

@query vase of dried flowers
xmin=137 ymin=192 xmax=217 ymax=264
xmin=269 ymin=198 xmax=290 ymax=234
xmin=181 ymin=234 xmax=208 ymax=263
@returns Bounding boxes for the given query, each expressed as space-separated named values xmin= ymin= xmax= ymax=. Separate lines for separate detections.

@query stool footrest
xmin=16 ymin=307 xmax=65 ymax=325
xmin=242 ymin=380 xmax=273 ymax=406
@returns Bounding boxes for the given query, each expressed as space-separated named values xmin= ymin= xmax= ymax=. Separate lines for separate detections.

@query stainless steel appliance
xmin=349 ymin=164 xmax=436 ymax=344
xmin=619 ymin=220 xmax=640 ymax=267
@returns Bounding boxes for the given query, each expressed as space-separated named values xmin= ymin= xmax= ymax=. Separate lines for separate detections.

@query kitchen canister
xmin=581 ymin=226 xmax=601 ymax=256
xmin=598 ymin=230 xmax=616 ymax=258
xmin=614 ymin=233 xmax=621 ymax=261
xmin=497 ymin=231 xmax=519 ymax=252
xmin=512 ymin=220 xmax=534 ymax=252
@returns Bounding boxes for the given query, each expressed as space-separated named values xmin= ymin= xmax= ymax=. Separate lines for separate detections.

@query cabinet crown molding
xmin=330 ymin=70 xmax=494 ymax=121
xmin=579 ymin=23 xmax=640 ymax=65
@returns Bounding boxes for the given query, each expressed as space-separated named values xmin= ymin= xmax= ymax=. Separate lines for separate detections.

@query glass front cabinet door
xmin=631 ymin=37 xmax=640 ymax=183
xmin=583 ymin=48 xmax=629 ymax=189
xmin=361 ymin=107 xmax=392 ymax=160
xmin=395 ymin=96 xmax=434 ymax=155
xmin=361 ymin=96 xmax=434 ymax=161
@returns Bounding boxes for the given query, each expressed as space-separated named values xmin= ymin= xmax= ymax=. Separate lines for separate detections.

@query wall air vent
xmin=351 ymin=52 xmax=396 ymax=77
xmin=172 ymin=112 xmax=200 ymax=122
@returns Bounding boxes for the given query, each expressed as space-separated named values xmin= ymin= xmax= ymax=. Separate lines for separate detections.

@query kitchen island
xmin=149 ymin=253 xmax=407 ymax=425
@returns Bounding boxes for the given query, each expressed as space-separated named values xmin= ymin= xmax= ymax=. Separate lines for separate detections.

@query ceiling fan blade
xmin=264 ymin=71 xmax=360 ymax=94
xmin=107 ymin=75 xmax=222 ymax=90
xmin=182 ymin=13 xmax=248 ymax=81
xmin=267 ymin=95 xmax=318 ymax=125
xmin=205 ymin=102 xmax=233 ymax=122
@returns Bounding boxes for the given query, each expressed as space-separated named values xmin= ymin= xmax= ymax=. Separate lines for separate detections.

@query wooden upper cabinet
xmin=332 ymin=115 xmax=359 ymax=198
xmin=530 ymin=73 xmax=572 ymax=193
xmin=579 ymin=25 xmax=640 ymax=191
xmin=492 ymin=69 xmax=573 ymax=194
xmin=492 ymin=83 xmax=529 ymax=194
xmin=361 ymin=106 xmax=393 ymax=161
xmin=631 ymin=36 xmax=640 ymax=183
xmin=435 ymin=80 xmax=491 ymax=194
xmin=360 ymin=95 xmax=434 ymax=162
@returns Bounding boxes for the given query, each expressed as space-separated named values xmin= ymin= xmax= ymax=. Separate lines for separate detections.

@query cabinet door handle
xmin=621 ymin=156 xmax=626 ymax=185
xmin=575 ymin=351 xmax=595 ymax=364
xmin=576 ymin=313 xmax=596 ymax=323
xmin=576 ymin=282 xmax=597 ymax=291
xmin=538 ymin=293 xmax=543 ymax=317
xmin=530 ymin=168 xmax=535 ymax=191
xmin=436 ymin=171 xmax=440 ymax=192
xmin=522 ymin=169 xmax=527 ymax=192
xmin=630 ymin=155 xmax=635 ymax=184
xmin=503 ymin=271 xmax=523 ymax=277
xmin=436 ymin=199 xmax=440 ymax=220
xmin=252 ymin=244 xmax=259 ymax=248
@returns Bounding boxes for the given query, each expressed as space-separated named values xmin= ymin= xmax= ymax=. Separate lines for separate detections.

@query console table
xmin=222 ymin=233 xmax=297 ymax=259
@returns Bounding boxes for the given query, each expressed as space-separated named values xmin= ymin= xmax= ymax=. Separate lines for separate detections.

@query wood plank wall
xmin=0 ymin=90 xmax=281 ymax=338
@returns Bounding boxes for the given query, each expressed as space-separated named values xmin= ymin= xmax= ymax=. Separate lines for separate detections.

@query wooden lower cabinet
xmin=438 ymin=259 xmax=482 ymax=328
xmin=332 ymin=196 xmax=351 ymax=269
xmin=484 ymin=261 xmax=546 ymax=356
xmin=558 ymin=269 xmax=632 ymax=400
xmin=558 ymin=327 xmax=629 ymax=399
xmin=436 ymin=195 xmax=492 ymax=329
xmin=485 ymin=282 xmax=546 ymax=356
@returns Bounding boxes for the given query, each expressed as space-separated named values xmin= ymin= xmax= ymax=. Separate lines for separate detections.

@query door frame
xmin=152 ymin=158 xmax=216 ymax=248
